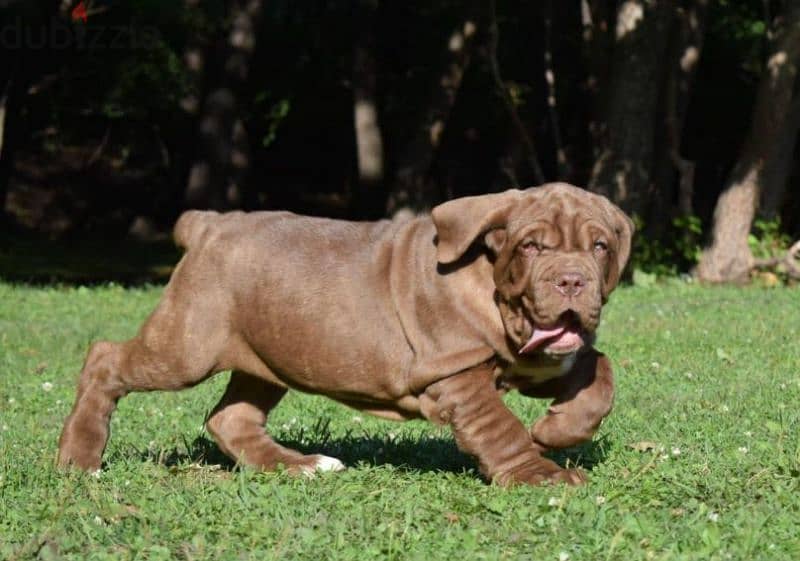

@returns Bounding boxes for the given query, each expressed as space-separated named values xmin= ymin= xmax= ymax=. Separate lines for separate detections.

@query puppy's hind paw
xmin=314 ymin=455 xmax=346 ymax=472
xmin=299 ymin=454 xmax=346 ymax=477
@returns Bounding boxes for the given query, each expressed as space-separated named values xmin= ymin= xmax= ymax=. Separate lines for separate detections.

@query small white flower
xmin=720 ymin=405 xmax=730 ymax=413
xmin=558 ymin=552 xmax=570 ymax=561
xmin=708 ymin=511 xmax=719 ymax=522
xmin=41 ymin=382 xmax=53 ymax=392
xmin=738 ymin=447 xmax=749 ymax=454
xmin=650 ymin=362 xmax=661 ymax=369
xmin=595 ymin=495 xmax=606 ymax=505
xmin=743 ymin=431 xmax=753 ymax=437
xmin=779 ymin=383 xmax=786 ymax=390
xmin=124 ymin=480 xmax=131 ymax=486
xmin=8 ymin=398 xmax=15 ymax=404
xmin=548 ymin=497 xmax=561 ymax=507
xmin=351 ymin=416 xmax=363 ymax=424
xmin=671 ymin=447 xmax=681 ymax=456
xmin=1 ymin=424 xmax=8 ymax=431
xmin=90 ymin=469 xmax=102 ymax=479
xmin=685 ymin=372 xmax=694 ymax=379
xmin=93 ymin=515 xmax=104 ymax=525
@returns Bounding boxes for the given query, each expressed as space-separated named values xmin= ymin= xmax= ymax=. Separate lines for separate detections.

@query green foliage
xmin=710 ymin=0 xmax=767 ymax=74
xmin=2 ymin=282 xmax=799 ymax=559
xmin=748 ymin=218 xmax=795 ymax=286
xmin=254 ymin=93 xmax=291 ymax=148
xmin=632 ymin=215 xmax=794 ymax=284
xmin=630 ymin=215 xmax=703 ymax=278
xmin=748 ymin=218 xmax=792 ymax=259
xmin=102 ymin=39 xmax=192 ymax=120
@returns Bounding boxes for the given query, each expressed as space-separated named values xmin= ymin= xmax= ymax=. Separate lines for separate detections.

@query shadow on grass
xmin=128 ymin=418 xmax=610 ymax=479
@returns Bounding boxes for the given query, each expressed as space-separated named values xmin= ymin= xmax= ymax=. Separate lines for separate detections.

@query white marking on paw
xmin=298 ymin=455 xmax=346 ymax=477
xmin=314 ymin=455 xmax=345 ymax=472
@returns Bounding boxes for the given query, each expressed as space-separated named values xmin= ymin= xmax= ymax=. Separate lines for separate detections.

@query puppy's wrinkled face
xmin=432 ymin=183 xmax=634 ymax=360
xmin=492 ymin=191 xmax=627 ymax=357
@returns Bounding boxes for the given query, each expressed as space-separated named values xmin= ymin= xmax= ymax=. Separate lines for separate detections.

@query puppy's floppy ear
xmin=605 ymin=206 xmax=635 ymax=293
xmin=431 ymin=189 xmax=523 ymax=264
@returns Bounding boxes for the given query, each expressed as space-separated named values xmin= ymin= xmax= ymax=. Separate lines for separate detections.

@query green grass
xmin=1 ymin=280 xmax=799 ymax=560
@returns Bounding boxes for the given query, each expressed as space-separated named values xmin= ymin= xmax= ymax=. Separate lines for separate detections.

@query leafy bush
xmin=630 ymin=215 xmax=703 ymax=278
xmin=748 ymin=218 xmax=792 ymax=260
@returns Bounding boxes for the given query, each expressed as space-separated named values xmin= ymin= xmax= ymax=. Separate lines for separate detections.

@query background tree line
xmin=1 ymin=0 xmax=799 ymax=283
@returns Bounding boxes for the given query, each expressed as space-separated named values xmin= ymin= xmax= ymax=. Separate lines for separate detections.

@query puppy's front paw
xmin=496 ymin=457 xmax=586 ymax=487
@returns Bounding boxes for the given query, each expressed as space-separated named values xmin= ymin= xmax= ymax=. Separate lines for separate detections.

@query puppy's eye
xmin=519 ymin=239 xmax=540 ymax=255
xmin=593 ymin=240 xmax=608 ymax=253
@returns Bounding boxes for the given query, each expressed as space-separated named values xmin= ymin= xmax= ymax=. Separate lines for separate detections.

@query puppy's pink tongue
xmin=519 ymin=326 xmax=565 ymax=354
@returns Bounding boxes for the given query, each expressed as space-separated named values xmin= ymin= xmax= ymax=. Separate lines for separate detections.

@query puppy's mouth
xmin=518 ymin=312 xmax=587 ymax=356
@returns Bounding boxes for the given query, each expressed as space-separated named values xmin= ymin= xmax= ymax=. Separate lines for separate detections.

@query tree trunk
xmin=581 ymin=0 xmax=613 ymax=142
xmin=696 ymin=0 xmax=800 ymax=283
xmin=0 ymin=78 xmax=12 ymax=228
xmin=479 ymin=0 xmax=546 ymax=191
xmin=649 ymin=0 xmax=708 ymax=238
xmin=565 ymin=0 xmax=613 ymax=185
xmin=759 ymin=98 xmax=800 ymax=220
xmin=588 ymin=0 xmax=675 ymax=218
xmin=0 ymin=2 xmax=62 ymax=229
xmin=351 ymin=1 xmax=386 ymax=219
xmin=184 ymin=0 xmax=263 ymax=210
xmin=543 ymin=0 xmax=569 ymax=179
xmin=386 ymin=11 xmax=478 ymax=214
xmin=481 ymin=0 xmax=545 ymax=186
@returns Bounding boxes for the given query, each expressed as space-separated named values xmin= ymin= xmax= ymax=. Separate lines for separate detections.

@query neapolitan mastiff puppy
xmin=58 ymin=182 xmax=634 ymax=485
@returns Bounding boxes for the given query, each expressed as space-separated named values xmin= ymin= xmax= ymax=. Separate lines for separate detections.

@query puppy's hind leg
xmin=206 ymin=371 xmax=345 ymax=475
xmin=58 ymin=278 xmax=229 ymax=471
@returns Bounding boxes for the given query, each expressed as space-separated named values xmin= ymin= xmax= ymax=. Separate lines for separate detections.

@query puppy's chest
xmin=496 ymin=354 xmax=576 ymax=388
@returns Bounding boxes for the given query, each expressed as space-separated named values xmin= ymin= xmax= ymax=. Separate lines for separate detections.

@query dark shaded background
xmin=0 ymin=0 xmax=797 ymax=282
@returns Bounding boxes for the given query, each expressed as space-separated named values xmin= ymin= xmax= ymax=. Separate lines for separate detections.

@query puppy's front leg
xmin=521 ymin=350 xmax=614 ymax=451
xmin=420 ymin=366 xmax=585 ymax=486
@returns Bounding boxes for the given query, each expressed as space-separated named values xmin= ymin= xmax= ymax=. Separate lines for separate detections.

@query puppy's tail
xmin=173 ymin=210 xmax=219 ymax=250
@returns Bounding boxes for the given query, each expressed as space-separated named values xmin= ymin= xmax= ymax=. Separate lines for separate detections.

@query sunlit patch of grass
xmin=1 ymin=281 xmax=799 ymax=560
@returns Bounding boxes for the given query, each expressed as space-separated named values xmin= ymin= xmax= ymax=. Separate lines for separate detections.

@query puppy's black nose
xmin=554 ymin=272 xmax=586 ymax=297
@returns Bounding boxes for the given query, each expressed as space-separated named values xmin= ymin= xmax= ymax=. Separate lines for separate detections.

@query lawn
xmin=1 ymin=280 xmax=799 ymax=560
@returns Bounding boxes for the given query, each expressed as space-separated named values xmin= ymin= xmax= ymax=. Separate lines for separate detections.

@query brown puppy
xmin=58 ymin=182 xmax=633 ymax=486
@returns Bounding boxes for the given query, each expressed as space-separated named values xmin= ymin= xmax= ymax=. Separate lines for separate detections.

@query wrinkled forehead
xmin=506 ymin=190 xmax=616 ymax=249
